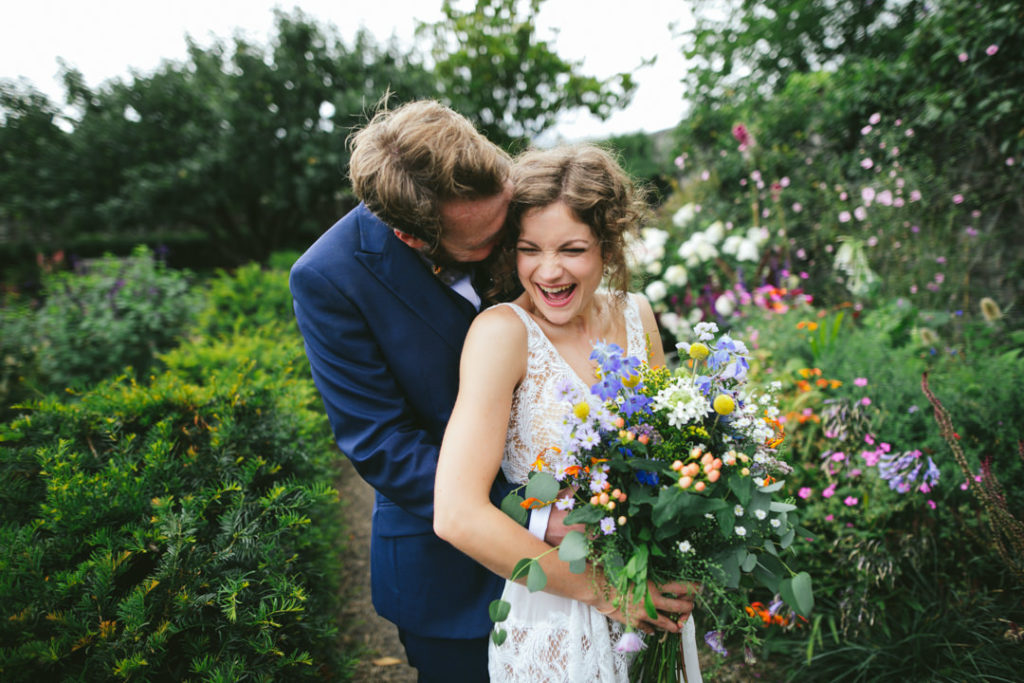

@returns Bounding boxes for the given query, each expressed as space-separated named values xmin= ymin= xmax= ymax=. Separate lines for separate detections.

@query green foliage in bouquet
xmin=0 ymin=329 xmax=349 ymax=681
xmin=496 ymin=323 xmax=815 ymax=678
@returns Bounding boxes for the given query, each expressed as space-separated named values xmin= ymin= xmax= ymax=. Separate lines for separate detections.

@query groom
xmin=289 ymin=99 xmax=514 ymax=682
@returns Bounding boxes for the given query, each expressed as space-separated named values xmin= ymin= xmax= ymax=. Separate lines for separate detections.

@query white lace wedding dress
xmin=487 ymin=293 xmax=646 ymax=683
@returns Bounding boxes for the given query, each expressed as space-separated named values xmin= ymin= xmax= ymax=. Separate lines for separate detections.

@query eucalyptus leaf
xmin=510 ymin=558 xmax=533 ymax=582
xmin=779 ymin=527 xmax=796 ymax=549
xmin=758 ymin=479 xmax=785 ymax=493
xmin=491 ymin=628 xmax=507 ymax=646
xmin=526 ymin=561 xmax=547 ymax=592
xmin=568 ymin=558 xmax=586 ymax=574
xmin=500 ymin=491 xmax=528 ymax=526
xmin=716 ymin=507 xmax=735 ymax=538
xmin=769 ymin=501 xmax=796 ymax=512
xmin=525 ymin=471 xmax=559 ymax=504
xmin=558 ymin=530 xmax=587 ymax=563
xmin=741 ymin=551 xmax=758 ymax=573
xmin=727 ymin=474 xmax=753 ymax=505
xmin=489 ymin=599 xmax=511 ymax=623
xmin=711 ymin=550 xmax=741 ymax=588
xmin=792 ymin=571 xmax=814 ymax=616
xmin=565 ymin=505 xmax=604 ymax=525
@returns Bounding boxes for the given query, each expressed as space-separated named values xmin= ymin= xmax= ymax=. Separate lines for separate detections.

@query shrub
xmin=192 ymin=262 xmax=293 ymax=339
xmin=33 ymin=245 xmax=201 ymax=391
xmin=0 ymin=329 xmax=351 ymax=681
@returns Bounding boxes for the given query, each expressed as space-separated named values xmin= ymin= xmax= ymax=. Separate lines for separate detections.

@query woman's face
xmin=516 ymin=201 xmax=604 ymax=326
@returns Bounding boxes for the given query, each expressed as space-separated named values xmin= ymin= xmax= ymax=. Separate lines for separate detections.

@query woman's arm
xmin=435 ymin=307 xmax=693 ymax=630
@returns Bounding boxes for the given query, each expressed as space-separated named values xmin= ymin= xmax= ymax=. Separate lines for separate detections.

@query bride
xmin=435 ymin=144 xmax=695 ymax=681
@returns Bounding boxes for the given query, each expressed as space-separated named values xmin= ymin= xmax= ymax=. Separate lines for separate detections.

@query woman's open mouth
xmin=538 ymin=283 xmax=577 ymax=307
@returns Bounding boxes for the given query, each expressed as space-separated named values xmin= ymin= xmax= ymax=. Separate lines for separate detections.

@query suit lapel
xmin=354 ymin=208 xmax=476 ymax=350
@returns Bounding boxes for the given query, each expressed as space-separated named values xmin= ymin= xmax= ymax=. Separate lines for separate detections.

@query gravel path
xmin=336 ymin=456 xmax=417 ymax=682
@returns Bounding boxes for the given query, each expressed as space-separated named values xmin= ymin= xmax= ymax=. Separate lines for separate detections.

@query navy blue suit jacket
xmin=290 ymin=203 xmax=507 ymax=639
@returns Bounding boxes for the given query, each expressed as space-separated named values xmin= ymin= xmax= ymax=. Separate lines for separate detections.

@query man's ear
xmin=393 ymin=229 xmax=429 ymax=251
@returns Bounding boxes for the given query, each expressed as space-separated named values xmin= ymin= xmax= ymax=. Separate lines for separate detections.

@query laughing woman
xmin=434 ymin=144 xmax=694 ymax=682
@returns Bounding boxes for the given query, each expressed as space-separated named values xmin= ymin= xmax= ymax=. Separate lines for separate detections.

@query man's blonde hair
xmin=348 ymin=99 xmax=511 ymax=248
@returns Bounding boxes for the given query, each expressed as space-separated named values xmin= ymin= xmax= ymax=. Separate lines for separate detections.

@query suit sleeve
xmin=290 ymin=261 xmax=443 ymax=522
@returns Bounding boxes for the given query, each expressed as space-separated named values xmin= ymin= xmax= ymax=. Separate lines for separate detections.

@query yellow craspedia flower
xmin=573 ymin=401 xmax=591 ymax=419
xmin=688 ymin=342 xmax=710 ymax=360
xmin=622 ymin=373 xmax=641 ymax=389
xmin=713 ymin=394 xmax=736 ymax=415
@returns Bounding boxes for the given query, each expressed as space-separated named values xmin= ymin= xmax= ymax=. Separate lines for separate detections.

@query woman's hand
xmin=595 ymin=580 xmax=700 ymax=634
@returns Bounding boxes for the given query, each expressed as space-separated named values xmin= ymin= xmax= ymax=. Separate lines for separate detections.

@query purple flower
xmin=986 ymin=44 xmax=999 ymax=56
xmin=600 ymin=517 xmax=616 ymax=535
xmin=614 ymin=631 xmax=646 ymax=653
xmin=958 ymin=52 xmax=969 ymax=63
xmin=854 ymin=377 xmax=868 ymax=387
xmin=844 ymin=496 xmax=859 ymax=506
xmin=953 ymin=194 xmax=964 ymax=204
xmin=705 ymin=630 xmax=729 ymax=657
xmin=798 ymin=487 xmax=812 ymax=499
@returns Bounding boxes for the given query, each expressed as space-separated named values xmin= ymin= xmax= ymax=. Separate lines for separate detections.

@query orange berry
xmin=694 ymin=481 xmax=706 ymax=492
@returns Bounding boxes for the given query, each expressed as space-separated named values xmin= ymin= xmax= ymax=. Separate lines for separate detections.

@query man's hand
xmin=597 ymin=581 xmax=701 ymax=634
xmin=543 ymin=490 xmax=585 ymax=546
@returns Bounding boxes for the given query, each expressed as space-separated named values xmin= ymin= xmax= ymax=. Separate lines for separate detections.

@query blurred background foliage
xmin=2 ymin=0 xmax=1023 ymax=680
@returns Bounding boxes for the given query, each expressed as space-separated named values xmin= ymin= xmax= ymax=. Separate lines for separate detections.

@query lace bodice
xmin=497 ymin=294 xmax=647 ymax=486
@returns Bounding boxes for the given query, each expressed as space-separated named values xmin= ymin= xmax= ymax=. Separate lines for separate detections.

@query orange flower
xmin=564 ymin=465 xmax=582 ymax=477
xmin=519 ymin=497 xmax=548 ymax=510
xmin=796 ymin=380 xmax=812 ymax=392
xmin=829 ymin=379 xmax=843 ymax=389
xmin=764 ymin=413 xmax=785 ymax=448
xmin=815 ymin=378 xmax=829 ymax=388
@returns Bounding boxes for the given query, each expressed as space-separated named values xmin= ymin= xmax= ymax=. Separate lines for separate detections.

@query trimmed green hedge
xmin=0 ymin=325 xmax=351 ymax=680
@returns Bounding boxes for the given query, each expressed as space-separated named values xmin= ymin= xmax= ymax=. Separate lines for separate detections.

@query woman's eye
xmin=516 ymin=247 xmax=539 ymax=254
xmin=562 ymin=248 xmax=586 ymax=255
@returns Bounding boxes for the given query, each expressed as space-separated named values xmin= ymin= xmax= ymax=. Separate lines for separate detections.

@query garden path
xmin=337 ymin=456 xmax=417 ymax=682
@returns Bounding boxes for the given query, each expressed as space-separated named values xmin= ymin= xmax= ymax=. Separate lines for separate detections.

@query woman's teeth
xmin=539 ymin=284 xmax=575 ymax=303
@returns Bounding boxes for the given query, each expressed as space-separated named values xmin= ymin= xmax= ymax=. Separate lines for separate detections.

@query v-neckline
xmin=512 ymin=297 xmax=634 ymax=391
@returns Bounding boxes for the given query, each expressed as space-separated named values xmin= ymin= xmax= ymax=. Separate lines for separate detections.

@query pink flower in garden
xmin=910 ymin=189 xmax=922 ymax=202
xmin=1007 ymin=158 xmax=1015 ymax=166
xmin=936 ymin=256 xmax=947 ymax=264
xmin=986 ymin=44 xmax=999 ymax=56
xmin=822 ymin=484 xmax=836 ymax=499
xmin=919 ymin=483 xmax=931 ymax=493
xmin=849 ymin=468 xmax=862 ymax=478
xmin=877 ymin=190 xmax=894 ymax=206
xmin=792 ymin=202 xmax=803 ymax=213
xmin=966 ymin=226 xmax=978 ymax=236
xmin=958 ymin=52 xmax=969 ymax=62
xmin=860 ymin=158 xmax=874 ymax=169
xmin=831 ymin=452 xmax=847 ymax=462
xmin=865 ymin=434 xmax=875 ymax=445
xmin=953 ymin=193 xmax=964 ymax=204
xmin=838 ymin=210 xmax=852 ymax=223
xmin=869 ymin=113 xmax=881 ymax=125
xmin=798 ymin=487 xmax=813 ymax=499
xmin=825 ymin=514 xmax=834 ymax=522
xmin=867 ymin=236 xmax=878 ymax=247
xmin=861 ymin=187 xmax=876 ymax=203
xmin=905 ymin=128 xmax=915 ymax=137
xmin=674 ymin=155 xmax=686 ymax=169
xmin=701 ymin=169 xmax=711 ymax=180
xmin=880 ymin=442 xmax=891 ymax=453
xmin=844 ymin=496 xmax=859 ymax=506
xmin=861 ymin=125 xmax=873 ymax=135
xmin=862 ymin=450 xmax=881 ymax=467
xmin=860 ymin=397 xmax=872 ymax=406
xmin=854 ymin=377 xmax=868 ymax=386
xmin=854 ymin=206 xmax=868 ymax=221
xmin=927 ymin=500 xmax=937 ymax=510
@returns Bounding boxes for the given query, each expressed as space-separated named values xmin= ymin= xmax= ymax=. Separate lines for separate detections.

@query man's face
xmin=435 ymin=181 xmax=513 ymax=265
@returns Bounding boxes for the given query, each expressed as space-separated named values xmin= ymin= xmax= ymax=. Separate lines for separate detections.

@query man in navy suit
xmin=289 ymin=100 xmax=514 ymax=682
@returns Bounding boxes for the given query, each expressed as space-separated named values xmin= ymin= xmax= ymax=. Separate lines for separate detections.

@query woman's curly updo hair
xmin=491 ymin=144 xmax=650 ymax=299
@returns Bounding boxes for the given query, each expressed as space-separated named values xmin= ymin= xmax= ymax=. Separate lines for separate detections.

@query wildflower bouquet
xmin=494 ymin=322 xmax=814 ymax=681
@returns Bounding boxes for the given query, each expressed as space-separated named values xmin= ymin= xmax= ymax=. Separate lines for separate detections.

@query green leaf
xmin=716 ymin=507 xmax=735 ymax=538
xmin=491 ymin=628 xmax=507 ymax=646
xmin=488 ymin=599 xmax=511 ymax=623
xmin=727 ymin=474 xmax=753 ymax=505
xmin=510 ymin=557 xmax=532 ymax=582
xmin=711 ymin=550 xmax=741 ymax=588
xmin=558 ymin=530 xmax=587 ymax=563
xmin=758 ymin=479 xmax=785 ymax=493
xmin=500 ymin=491 xmax=528 ymax=526
xmin=769 ymin=501 xmax=796 ymax=512
xmin=525 ymin=471 xmax=559 ymax=503
xmin=779 ymin=527 xmax=796 ymax=549
xmin=526 ymin=561 xmax=548 ymax=593
xmin=741 ymin=551 xmax=758 ymax=573
xmin=624 ymin=544 xmax=649 ymax=582
xmin=792 ymin=571 xmax=814 ymax=617
xmin=568 ymin=558 xmax=586 ymax=574
xmin=565 ymin=505 xmax=604 ymax=525
xmin=644 ymin=586 xmax=657 ymax=619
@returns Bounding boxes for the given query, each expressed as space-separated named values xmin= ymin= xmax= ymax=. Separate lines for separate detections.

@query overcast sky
xmin=0 ymin=0 xmax=694 ymax=141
